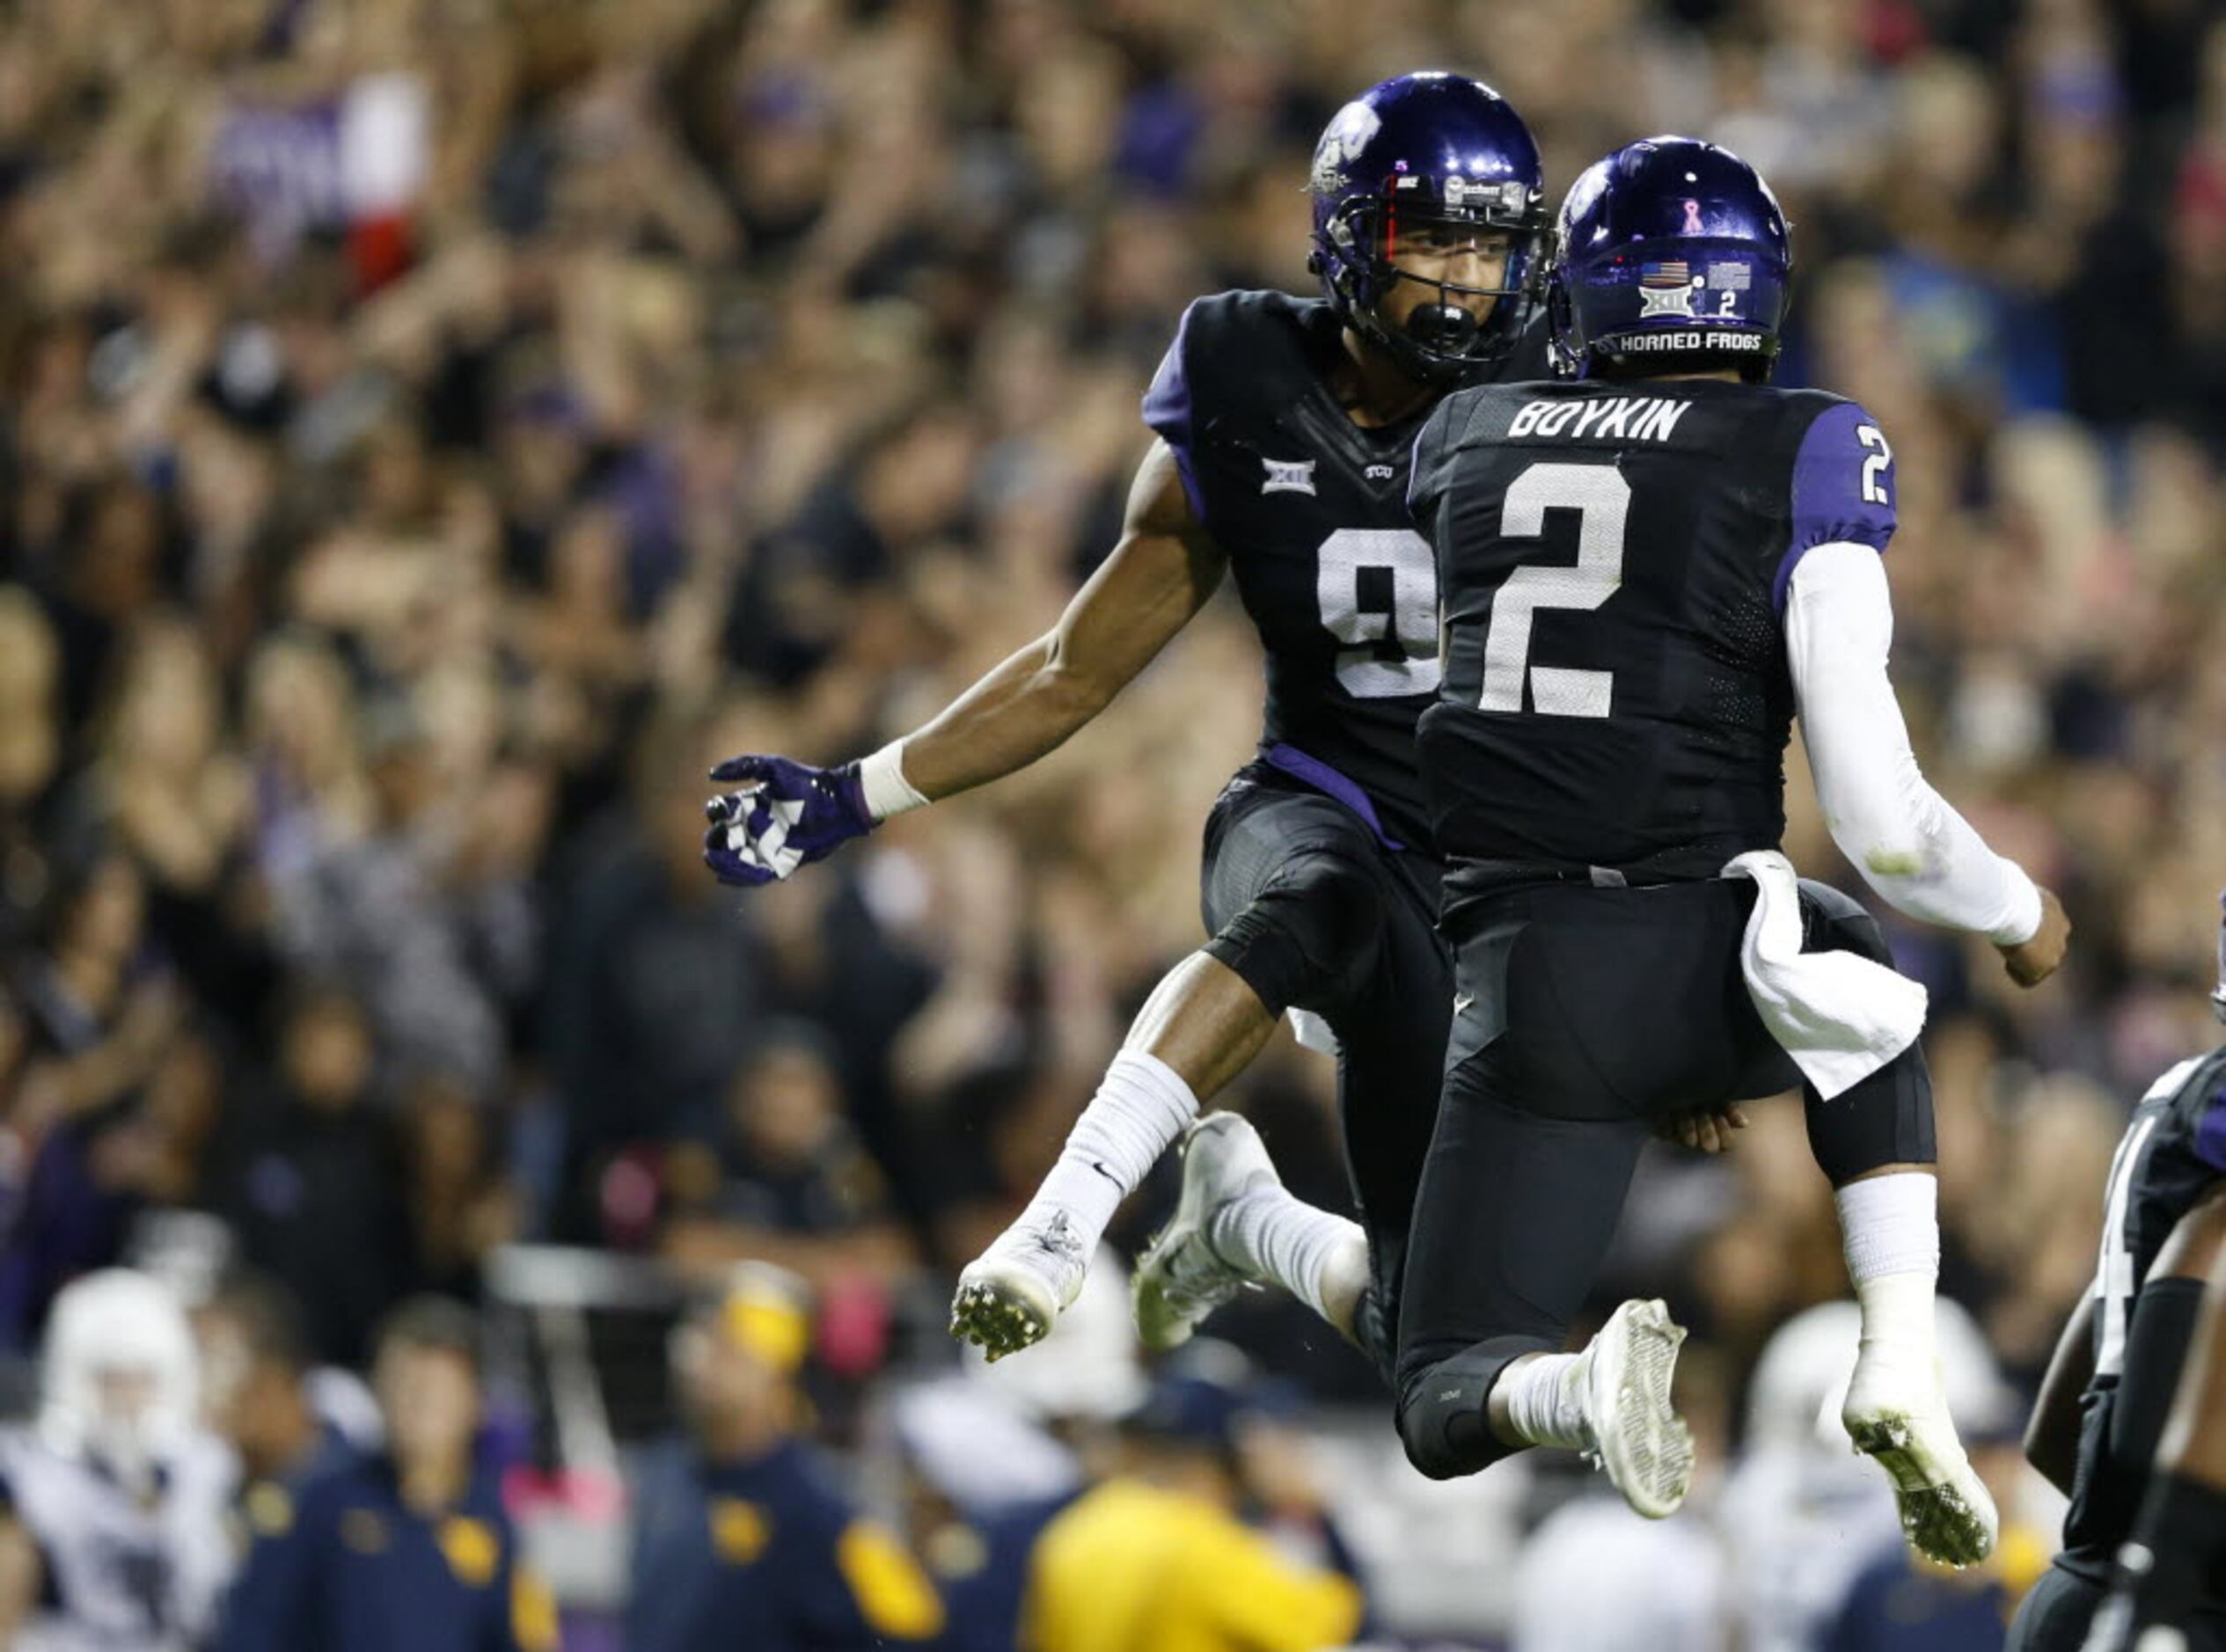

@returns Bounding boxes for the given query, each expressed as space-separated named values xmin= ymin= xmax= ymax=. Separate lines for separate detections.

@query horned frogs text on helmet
xmin=39 ymin=1268 xmax=200 ymax=1489
xmin=1307 ymin=72 xmax=1551 ymax=384
xmin=1549 ymin=135 xmax=1792 ymax=383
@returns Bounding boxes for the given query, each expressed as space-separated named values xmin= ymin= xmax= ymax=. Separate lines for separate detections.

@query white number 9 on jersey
xmin=1316 ymin=528 xmax=1443 ymax=698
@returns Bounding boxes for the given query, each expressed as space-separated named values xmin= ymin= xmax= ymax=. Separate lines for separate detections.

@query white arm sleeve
xmin=1786 ymin=543 xmax=2042 ymax=946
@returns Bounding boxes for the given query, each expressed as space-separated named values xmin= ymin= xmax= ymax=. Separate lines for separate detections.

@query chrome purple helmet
xmin=1307 ymin=72 xmax=1550 ymax=384
xmin=1549 ymin=136 xmax=1792 ymax=383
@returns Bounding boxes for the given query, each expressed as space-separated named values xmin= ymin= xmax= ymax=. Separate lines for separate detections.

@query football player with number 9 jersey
xmin=702 ymin=72 xmax=1563 ymax=1391
xmin=1388 ymin=138 xmax=2069 ymax=1550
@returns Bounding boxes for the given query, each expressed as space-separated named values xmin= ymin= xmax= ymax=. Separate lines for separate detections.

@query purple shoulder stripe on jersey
xmin=2196 ymin=1084 xmax=2226 ymax=1174
xmin=1141 ymin=304 xmax=1206 ymax=523
xmin=1772 ymin=399 xmax=1899 ymax=617
xmin=1262 ymin=743 xmax=1404 ymax=851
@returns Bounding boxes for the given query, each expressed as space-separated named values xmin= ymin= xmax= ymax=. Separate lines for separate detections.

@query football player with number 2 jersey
xmin=1385 ymin=138 xmax=2069 ymax=1543
xmin=704 ymin=71 xmax=1583 ymax=1390
xmin=2013 ymin=906 xmax=2226 ymax=1652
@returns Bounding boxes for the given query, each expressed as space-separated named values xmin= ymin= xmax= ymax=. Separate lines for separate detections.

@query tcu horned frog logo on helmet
xmin=1309 ymin=99 xmax=1383 ymax=194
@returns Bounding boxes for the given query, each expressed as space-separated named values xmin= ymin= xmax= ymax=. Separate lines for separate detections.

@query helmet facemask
xmin=1315 ymin=188 xmax=1553 ymax=384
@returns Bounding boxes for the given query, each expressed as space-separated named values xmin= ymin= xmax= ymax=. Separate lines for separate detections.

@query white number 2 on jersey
xmin=1856 ymin=423 xmax=1892 ymax=506
xmin=1479 ymin=463 xmax=1629 ymax=717
xmin=1317 ymin=528 xmax=1442 ymax=698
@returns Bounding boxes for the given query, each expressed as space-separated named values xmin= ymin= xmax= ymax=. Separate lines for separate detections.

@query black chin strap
xmin=1406 ymin=300 xmax=1480 ymax=354
xmin=1382 ymin=264 xmax=1497 ymax=356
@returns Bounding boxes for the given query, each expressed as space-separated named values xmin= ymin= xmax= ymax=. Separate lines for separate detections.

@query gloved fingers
xmin=707 ymin=754 xmax=776 ymax=785
xmin=709 ymin=755 xmax=812 ymax=798
xmin=756 ymin=795 xmax=806 ymax=862
xmin=702 ymin=822 xmax=778 ymax=887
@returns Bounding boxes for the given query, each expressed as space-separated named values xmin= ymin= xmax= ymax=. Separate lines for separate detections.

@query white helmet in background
xmin=1745 ymin=1301 xmax=1864 ymax=1455
xmin=39 ymin=1268 xmax=200 ymax=1488
xmin=1746 ymin=1296 xmax=2014 ymax=1455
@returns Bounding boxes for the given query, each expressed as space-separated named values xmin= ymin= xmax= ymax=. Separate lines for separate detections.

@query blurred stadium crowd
xmin=1 ymin=0 xmax=2223 ymax=1645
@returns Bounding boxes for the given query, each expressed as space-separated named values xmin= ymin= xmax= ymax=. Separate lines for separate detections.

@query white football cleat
xmin=1578 ymin=1297 xmax=1696 ymax=1521
xmin=1842 ymin=1359 xmax=1999 ymax=1568
xmin=950 ymin=1210 xmax=1088 ymax=1362
xmin=1131 ymin=1112 xmax=1273 ymax=1351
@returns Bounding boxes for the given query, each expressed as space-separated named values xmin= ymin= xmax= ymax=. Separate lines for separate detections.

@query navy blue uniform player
xmin=1385 ymin=139 xmax=2067 ymax=1546
xmin=2012 ymin=916 xmax=2226 ymax=1651
xmin=701 ymin=74 xmax=1563 ymax=1384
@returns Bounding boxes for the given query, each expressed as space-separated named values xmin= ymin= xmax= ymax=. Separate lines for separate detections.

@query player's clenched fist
xmin=1998 ymin=887 xmax=2070 ymax=988
xmin=702 ymin=754 xmax=876 ymax=887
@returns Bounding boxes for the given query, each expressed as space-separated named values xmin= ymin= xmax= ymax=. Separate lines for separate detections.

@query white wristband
xmin=857 ymin=740 xmax=929 ymax=821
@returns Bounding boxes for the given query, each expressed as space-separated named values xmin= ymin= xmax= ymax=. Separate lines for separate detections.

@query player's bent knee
xmin=1395 ymin=1390 xmax=1476 ymax=1480
xmin=1394 ymin=1348 xmax=1529 ymax=1481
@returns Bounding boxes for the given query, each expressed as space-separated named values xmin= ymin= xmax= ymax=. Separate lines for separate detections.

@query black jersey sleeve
xmin=1774 ymin=398 xmax=1899 ymax=615
xmin=1142 ymin=299 xmax=1206 ymax=521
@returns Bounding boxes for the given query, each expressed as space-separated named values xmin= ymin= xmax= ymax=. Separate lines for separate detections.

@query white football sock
xmin=1835 ymin=1171 xmax=1941 ymax=1378
xmin=1497 ymin=1352 xmax=1593 ymax=1451
xmin=1014 ymin=1050 xmax=1198 ymax=1251
xmin=1204 ymin=1185 xmax=1367 ymax=1332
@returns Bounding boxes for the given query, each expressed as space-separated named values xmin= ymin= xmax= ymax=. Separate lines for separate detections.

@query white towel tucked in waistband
xmin=1724 ymin=850 xmax=1928 ymax=1100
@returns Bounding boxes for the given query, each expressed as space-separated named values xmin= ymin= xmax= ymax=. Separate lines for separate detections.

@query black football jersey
xmin=1407 ymin=376 xmax=1899 ymax=894
xmin=1143 ymin=290 xmax=1550 ymax=852
xmin=2059 ymin=1044 xmax=2226 ymax=1586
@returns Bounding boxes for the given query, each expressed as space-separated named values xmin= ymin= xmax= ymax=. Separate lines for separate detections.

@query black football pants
xmin=1200 ymin=764 xmax=1451 ymax=1386
xmin=1393 ymin=874 xmax=1937 ymax=1479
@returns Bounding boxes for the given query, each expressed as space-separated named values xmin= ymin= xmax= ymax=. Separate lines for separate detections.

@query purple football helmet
xmin=1307 ymin=72 xmax=1550 ymax=384
xmin=1549 ymin=135 xmax=1792 ymax=382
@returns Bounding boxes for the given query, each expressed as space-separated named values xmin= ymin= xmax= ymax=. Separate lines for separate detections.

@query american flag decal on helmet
xmin=1640 ymin=260 xmax=1690 ymax=287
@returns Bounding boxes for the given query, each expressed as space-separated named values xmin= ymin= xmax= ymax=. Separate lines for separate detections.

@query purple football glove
xmin=702 ymin=754 xmax=876 ymax=888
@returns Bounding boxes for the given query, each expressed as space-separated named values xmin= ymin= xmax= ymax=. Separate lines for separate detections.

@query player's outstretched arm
xmin=706 ymin=441 xmax=1225 ymax=886
xmin=1784 ymin=542 xmax=2069 ymax=986
xmin=897 ymin=440 xmax=1225 ymax=797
